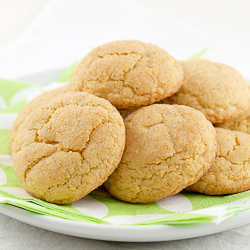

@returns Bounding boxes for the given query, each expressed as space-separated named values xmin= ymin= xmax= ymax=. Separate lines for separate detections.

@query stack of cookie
xmin=9 ymin=40 xmax=250 ymax=205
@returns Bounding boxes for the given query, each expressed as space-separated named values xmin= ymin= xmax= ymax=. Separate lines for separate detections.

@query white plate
xmin=1 ymin=203 xmax=250 ymax=242
xmin=0 ymin=70 xmax=250 ymax=242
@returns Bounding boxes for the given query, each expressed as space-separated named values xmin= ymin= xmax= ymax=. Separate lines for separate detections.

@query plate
xmin=1 ymin=203 xmax=250 ymax=242
xmin=0 ymin=70 xmax=250 ymax=242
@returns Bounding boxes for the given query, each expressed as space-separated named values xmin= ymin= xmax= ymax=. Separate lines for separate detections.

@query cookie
xmin=9 ymin=84 xmax=70 ymax=154
xmin=161 ymin=59 xmax=250 ymax=123
xmin=186 ymin=128 xmax=250 ymax=195
xmin=70 ymin=40 xmax=184 ymax=110
xmin=104 ymin=104 xmax=217 ymax=203
xmin=216 ymin=103 xmax=250 ymax=134
xmin=12 ymin=92 xmax=125 ymax=204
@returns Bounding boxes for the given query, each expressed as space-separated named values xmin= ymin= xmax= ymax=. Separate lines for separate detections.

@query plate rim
xmin=1 ymin=203 xmax=250 ymax=242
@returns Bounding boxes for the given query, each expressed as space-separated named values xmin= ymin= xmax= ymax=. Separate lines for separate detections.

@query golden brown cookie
xmin=70 ymin=40 xmax=184 ymax=110
xmin=186 ymin=128 xmax=250 ymax=195
xmin=216 ymin=104 xmax=250 ymax=134
xmin=104 ymin=104 xmax=217 ymax=203
xmin=12 ymin=92 xmax=125 ymax=204
xmin=9 ymin=84 xmax=70 ymax=154
xmin=161 ymin=59 xmax=250 ymax=123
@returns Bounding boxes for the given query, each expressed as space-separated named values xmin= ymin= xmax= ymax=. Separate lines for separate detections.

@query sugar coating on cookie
xmin=12 ymin=92 xmax=125 ymax=204
xmin=216 ymin=106 xmax=250 ymax=134
xmin=70 ymin=40 xmax=184 ymax=110
xmin=104 ymin=104 xmax=217 ymax=203
xmin=186 ymin=128 xmax=250 ymax=195
xmin=9 ymin=84 xmax=70 ymax=154
xmin=161 ymin=59 xmax=250 ymax=123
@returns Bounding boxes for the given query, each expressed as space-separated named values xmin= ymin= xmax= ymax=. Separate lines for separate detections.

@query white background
xmin=0 ymin=0 xmax=250 ymax=50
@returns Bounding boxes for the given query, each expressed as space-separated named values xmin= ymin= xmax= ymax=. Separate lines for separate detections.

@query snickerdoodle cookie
xmin=186 ymin=128 xmax=250 ymax=195
xmin=214 ymin=109 xmax=250 ymax=134
xmin=9 ymin=84 xmax=70 ymax=154
xmin=12 ymin=92 xmax=125 ymax=204
xmin=104 ymin=104 xmax=217 ymax=203
xmin=70 ymin=40 xmax=184 ymax=110
xmin=161 ymin=59 xmax=250 ymax=123
xmin=216 ymin=97 xmax=250 ymax=134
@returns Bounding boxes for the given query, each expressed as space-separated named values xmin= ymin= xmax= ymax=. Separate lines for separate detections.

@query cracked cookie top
xmin=104 ymin=104 xmax=217 ymax=203
xmin=186 ymin=128 xmax=250 ymax=195
xmin=70 ymin=40 xmax=184 ymax=110
xmin=161 ymin=59 xmax=250 ymax=123
xmin=9 ymin=84 xmax=70 ymax=154
xmin=12 ymin=92 xmax=126 ymax=204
